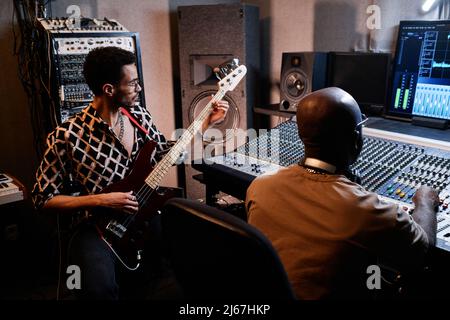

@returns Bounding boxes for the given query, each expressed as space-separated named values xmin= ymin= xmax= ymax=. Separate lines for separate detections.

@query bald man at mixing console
xmin=246 ymin=87 xmax=439 ymax=299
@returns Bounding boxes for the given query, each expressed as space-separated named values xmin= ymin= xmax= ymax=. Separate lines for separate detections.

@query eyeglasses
xmin=355 ymin=113 xmax=368 ymax=128
xmin=126 ymin=79 xmax=141 ymax=90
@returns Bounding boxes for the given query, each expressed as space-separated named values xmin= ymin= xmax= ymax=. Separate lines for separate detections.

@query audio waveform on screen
xmin=432 ymin=61 xmax=450 ymax=69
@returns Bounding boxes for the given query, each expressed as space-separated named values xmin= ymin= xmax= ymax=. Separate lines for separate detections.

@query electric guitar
xmin=95 ymin=59 xmax=247 ymax=269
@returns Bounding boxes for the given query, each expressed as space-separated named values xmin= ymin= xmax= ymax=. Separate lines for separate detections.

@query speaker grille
xmin=178 ymin=4 xmax=259 ymax=199
xmin=279 ymin=52 xmax=328 ymax=112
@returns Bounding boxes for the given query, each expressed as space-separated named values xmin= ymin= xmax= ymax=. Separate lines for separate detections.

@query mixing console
xmin=205 ymin=121 xmax=450 ymax=251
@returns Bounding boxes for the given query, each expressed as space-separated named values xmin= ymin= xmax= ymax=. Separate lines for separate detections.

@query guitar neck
xmin=145 ymin=89 xmax=227 ymax=189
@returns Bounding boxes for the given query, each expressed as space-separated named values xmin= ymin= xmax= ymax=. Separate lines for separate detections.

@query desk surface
xmin=366 ymin=117 xmax=450 ymax=142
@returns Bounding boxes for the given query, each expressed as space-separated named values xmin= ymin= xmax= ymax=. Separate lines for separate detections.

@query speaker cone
xmin=188 ymin=90 xmax=240 ymax=144
xmin=281 ymin=69 xmax=309 ymax=101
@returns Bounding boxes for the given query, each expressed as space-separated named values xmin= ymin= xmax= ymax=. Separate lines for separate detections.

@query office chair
xmin=161 ymin=198 xmax=296 ymax=300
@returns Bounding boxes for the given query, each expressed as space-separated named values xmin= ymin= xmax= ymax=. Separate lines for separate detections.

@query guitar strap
xmin=119 ymin=106 xmax=149 ymax=136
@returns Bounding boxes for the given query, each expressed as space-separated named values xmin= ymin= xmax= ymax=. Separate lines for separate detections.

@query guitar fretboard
xmin=145 ymin=89 xmax=227 ymax=189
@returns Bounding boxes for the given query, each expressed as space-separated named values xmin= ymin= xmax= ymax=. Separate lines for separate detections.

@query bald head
xmin=296 ymin=87 xmax=364 ymax=168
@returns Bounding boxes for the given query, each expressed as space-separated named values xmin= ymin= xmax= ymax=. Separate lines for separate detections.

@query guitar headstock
xmin=214 ymin=59 xmax=247 ymax=92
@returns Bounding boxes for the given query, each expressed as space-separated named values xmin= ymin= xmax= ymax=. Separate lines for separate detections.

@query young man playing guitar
xmin=32 ymin=47 xmax=229 ymax=299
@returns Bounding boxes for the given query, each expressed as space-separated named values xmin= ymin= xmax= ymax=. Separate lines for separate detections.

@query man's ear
xmin=102 ymin=84 xmax=114 ymax=97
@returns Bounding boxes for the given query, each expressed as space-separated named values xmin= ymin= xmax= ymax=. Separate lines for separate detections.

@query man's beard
xmin=112 ymin=93 xmax=139 ymax=108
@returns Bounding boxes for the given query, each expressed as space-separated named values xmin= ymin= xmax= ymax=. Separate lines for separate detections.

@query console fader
xmin=206 ymin=121 xmax=450 ymax=251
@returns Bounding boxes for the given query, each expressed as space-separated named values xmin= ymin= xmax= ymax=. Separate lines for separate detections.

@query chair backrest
xmin=161 ymin=198 xmax=296 ymax=300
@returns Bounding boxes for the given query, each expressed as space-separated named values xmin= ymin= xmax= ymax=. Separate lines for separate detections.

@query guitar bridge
xmin=106 ymin=220 xmax=127 ymax=238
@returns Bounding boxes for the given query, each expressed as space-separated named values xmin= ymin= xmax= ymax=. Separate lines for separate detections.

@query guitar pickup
xmin=106 ymin=220 xmax=127 ymax=238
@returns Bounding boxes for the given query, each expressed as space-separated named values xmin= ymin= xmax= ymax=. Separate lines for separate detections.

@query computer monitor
xmin=327 ymin=52 xmax=391 ymax=115
xmin=387 ymin=20 xmax=450 ymax=126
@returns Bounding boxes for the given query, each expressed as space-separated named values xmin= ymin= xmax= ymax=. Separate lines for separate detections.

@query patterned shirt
xmin=32 ymin=104 xmax=173 ymax=210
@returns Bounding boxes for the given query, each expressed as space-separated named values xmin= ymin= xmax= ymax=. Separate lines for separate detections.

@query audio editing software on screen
xmin=389 ymin=21 xmax=450 ymax=121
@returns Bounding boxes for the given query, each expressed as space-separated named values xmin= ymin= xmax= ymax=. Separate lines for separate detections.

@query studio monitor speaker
xmin=178 ymin=4 xmax=259 ymax=199
xmin=279 ymin=52 xmax=328 ymax=112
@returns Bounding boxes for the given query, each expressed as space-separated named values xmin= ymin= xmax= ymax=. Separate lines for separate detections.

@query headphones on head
xmin=351 ymin=114 xmax=366 ymax=162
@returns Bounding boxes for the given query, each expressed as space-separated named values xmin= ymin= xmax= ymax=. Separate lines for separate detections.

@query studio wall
xmin=0 ymin=0 xmax=445 ymax=199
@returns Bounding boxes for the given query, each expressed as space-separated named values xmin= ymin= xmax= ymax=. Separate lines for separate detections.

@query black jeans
xmin=67 ymin=217 xmax=181 ymax=300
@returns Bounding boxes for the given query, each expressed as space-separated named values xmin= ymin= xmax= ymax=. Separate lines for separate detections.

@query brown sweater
xmin=246 ymin=165 xmax=429 ymax=299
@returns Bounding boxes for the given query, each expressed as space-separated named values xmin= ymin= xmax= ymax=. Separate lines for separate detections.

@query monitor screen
xmin=328 ymin=52 xmax=391 ymax=110
xmin=388 ymin=20 xmax=450 ymax=121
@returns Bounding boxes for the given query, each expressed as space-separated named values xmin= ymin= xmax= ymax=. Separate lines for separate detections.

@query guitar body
xmin=95 ymin=141 xmax=183 ymax=267
xmin=92 ymin=62 xmax=246 ymax=268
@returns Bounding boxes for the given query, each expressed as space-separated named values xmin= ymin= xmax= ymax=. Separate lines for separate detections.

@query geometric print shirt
xmin=32 ymin=104 xmax=173 ymax=210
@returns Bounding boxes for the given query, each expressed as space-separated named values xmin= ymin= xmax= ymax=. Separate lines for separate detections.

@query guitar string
xmin=123 ymin=94 xmax=222 ymax=226
xmin=124 ymin=121 xmax=203 ymax=226
xmin=135 ymin=92 xmax=221 ymax=200
xmin=121 ymin=90 xmax=225 ymax=228
xmin=121 ymin=124 xmax=191 ymax=226
xmin=135 ymin=89 xmax=222 ymax=204
xmin=122 ymin=156 xmax=180 ymax=226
